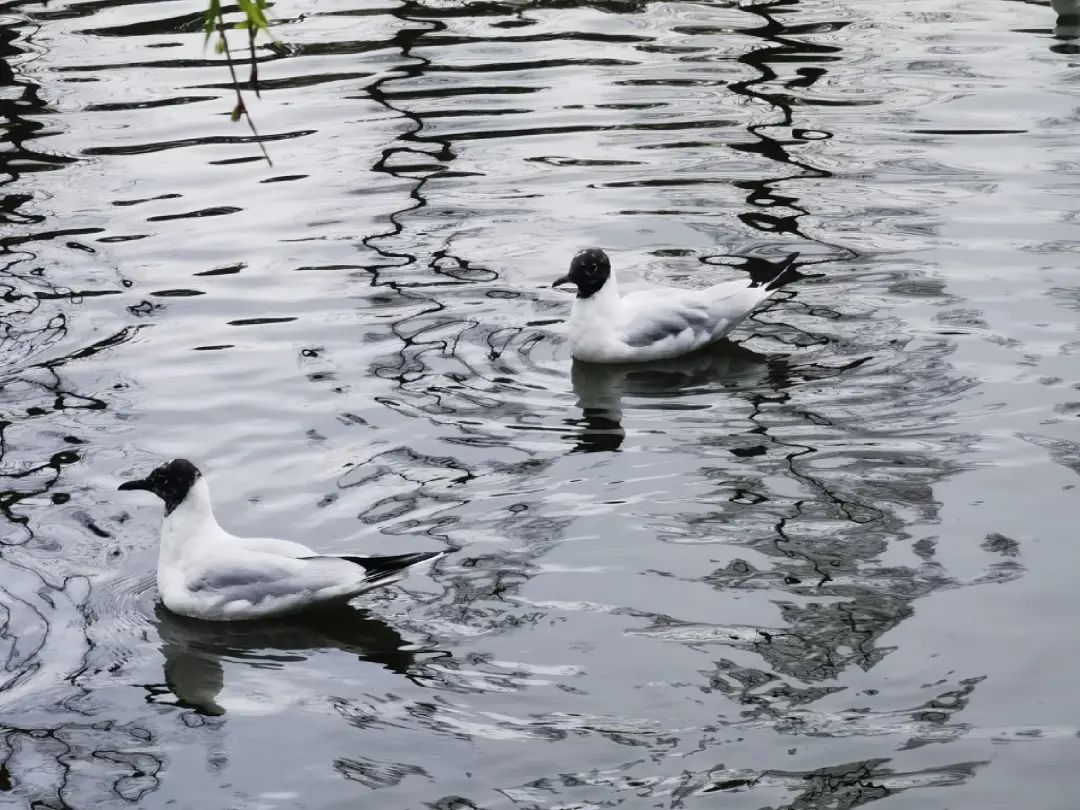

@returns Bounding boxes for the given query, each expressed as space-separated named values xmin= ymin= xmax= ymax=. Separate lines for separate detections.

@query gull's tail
xmin=748 ymin=252 xmax=803 ymax=291
xmin=341 ymin=551 xmax=444 ymax=584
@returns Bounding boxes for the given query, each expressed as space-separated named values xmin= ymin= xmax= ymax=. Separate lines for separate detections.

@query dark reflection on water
xmin=150 ymin=605 xmax=439 ymax=716
xmin=568 ymin=340 xmax=780 ymax=452
xmin=3 ymin=0 xmax=1080 ymax=807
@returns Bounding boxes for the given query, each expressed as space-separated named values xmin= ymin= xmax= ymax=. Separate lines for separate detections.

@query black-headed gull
xmin=118 ymin=459 xmax=442 ymax=621
xmin=552 ymin=248 xmax=800 ymax=363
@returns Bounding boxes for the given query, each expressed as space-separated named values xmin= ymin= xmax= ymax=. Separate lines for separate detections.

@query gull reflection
xmin=1054 ymin=0 xmax=1080 ymax=42
xmin=567 ymin=340 xmax=784 ymax=452
xmin=151 ymin=605 xmax=434 ymax=716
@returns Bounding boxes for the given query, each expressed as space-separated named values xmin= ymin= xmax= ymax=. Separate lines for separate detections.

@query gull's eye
xmin=585 ymin=263 xmax=598 ymax=275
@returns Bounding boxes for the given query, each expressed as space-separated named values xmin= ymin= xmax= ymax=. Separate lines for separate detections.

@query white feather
xmin=155 ymin=478 xmax=439 ymax=621
xmin=565 ymin=268 xmax=779 ymax=364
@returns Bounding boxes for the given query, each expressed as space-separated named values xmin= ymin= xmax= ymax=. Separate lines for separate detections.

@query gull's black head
xmin=118 ymin=458 xmax=202 ymax=516
xmin=552 ymin=248 xmax=611 ymax=299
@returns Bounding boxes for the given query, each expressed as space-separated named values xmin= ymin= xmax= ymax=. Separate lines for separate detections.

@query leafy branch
xmin=204 ymin=0 xmax=277 ymax=165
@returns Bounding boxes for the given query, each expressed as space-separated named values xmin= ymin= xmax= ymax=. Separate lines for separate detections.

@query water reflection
xmin=567 ymin=340 xmax=778 ymax=452
xmin=2 ymin=0 xmax=1075 ymax=806
xmin=505 ymin=753 xmax=985 ymax=807
xmin=150 ymin=606 xmax=437 ymax=716
xmin=724 ymin=1 xmax=856 ymax=263
xmin=1053 ymin=0 xmax=1080 ymax=42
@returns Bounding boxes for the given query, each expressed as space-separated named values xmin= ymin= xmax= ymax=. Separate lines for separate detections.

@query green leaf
xmin=236 ymin=0 xmax=269 ymax=34
xmin=203 ymin=0 xmax=220 ymax=43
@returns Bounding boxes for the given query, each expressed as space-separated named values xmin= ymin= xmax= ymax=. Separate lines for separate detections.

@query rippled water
xmin=3 ymin=0 xmax=1080 ymax=806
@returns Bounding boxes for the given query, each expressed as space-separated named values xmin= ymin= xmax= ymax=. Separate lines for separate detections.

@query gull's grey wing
xmin=620 ymin=300 xmax=713 ymax=348
xmin=186 ymin=556 xmax=358 ymax=603
xmin=619 ymin=280 xmax=773 ymax=351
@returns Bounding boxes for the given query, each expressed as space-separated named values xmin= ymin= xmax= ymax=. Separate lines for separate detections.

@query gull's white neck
xmin=569 ymin=271 xmax=622 ymax=337
xmin=159 ymin=478 xmax=221 ymax=565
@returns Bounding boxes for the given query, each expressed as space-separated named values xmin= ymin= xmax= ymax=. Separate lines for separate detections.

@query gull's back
xmin=231 ymin=533 xmax=318 ymax=558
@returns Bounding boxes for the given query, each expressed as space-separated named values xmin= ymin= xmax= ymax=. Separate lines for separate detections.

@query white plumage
xmin=553 ymin=249 xmax=800 ymax=364
xmin=119 ymin=459 xmax=442 ymax=621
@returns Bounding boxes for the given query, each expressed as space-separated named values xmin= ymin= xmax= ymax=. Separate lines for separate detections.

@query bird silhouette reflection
xmin=151 ymin=604 xmax=436 ymax=716
xmin=567 ymin=339 xmax=782 ymax=452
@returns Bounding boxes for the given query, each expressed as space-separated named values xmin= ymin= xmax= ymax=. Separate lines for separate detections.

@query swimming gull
xmin=118 ymin=459 xmax=442 ymax=621
xmin=552 ymin=248 xmax=800 ymax=363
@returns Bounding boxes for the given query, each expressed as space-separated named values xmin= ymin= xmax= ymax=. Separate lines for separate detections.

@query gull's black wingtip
xmin=747 ymin=251 xmax=805 ymax=291
xmin=341 ymin=551 xmax=444 ymax=581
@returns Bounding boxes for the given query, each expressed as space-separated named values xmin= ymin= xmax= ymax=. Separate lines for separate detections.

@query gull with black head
xmin=118 ymin=459 xmax=442 ymax=621
xmin=552 ymin=248 xmax=801 ymax=363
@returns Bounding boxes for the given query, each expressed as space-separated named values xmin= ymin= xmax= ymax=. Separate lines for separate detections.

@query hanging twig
xmin=204 ymin=0 xmax=275 ymax=166
xmin=248 ymin=24 xmax=260 ymax=98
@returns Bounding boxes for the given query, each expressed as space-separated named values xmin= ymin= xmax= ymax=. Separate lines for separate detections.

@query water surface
xmin=3 ymin=0 xmax=1080 ymax=807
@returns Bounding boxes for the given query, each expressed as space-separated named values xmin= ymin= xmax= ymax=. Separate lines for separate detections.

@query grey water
xmin=2 ymin=0 xmax=1079 ymax=807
